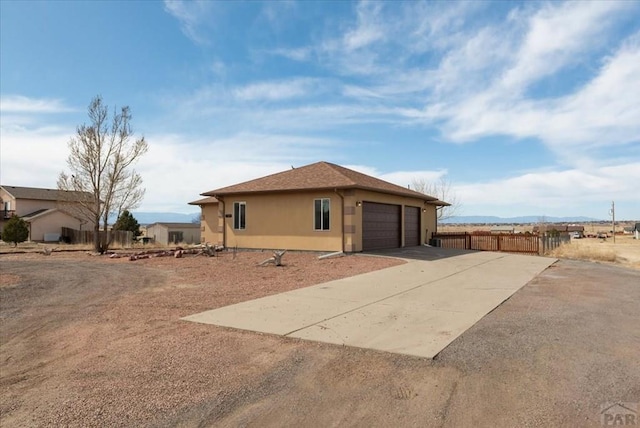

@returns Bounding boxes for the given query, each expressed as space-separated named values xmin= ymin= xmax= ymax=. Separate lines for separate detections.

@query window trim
xmin=313 ymin=198 xmax=331 ymax=231
xmin=233 ymin=201 xmax=246 ymax=230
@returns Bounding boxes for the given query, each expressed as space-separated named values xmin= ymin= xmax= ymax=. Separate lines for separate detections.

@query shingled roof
xmin=202 ymin=161 xmax=440 ymax=201
xmin=188 ymin=196 xmax=219 ymax=205
xmin=1 ymin=185 xmax=93 ymax=202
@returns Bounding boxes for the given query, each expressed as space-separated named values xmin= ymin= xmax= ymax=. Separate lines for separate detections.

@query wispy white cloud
xmin=499 ymin=1 xmax=626 ymax=94
xmin=432 ymin=29 xmax=640 ymax=155
xmin=0 ymin=95 xmax=74 ymax=113
xmin=163 ymin=0 xmax=214 ymax=45
xmin=343 ymin=1 xmax=386 ymax=51
xmin=136 ymin=131 xmax=340 ymax=211
xmin=267 ymin=47 xmax=312 ymax=62
xmin=233 ymin=78 xmax=320 ymax=102
xmin=456 ymin=162 xmax=640 ymax=216
xmin=0 ymin=124 xmax=73 ymax=186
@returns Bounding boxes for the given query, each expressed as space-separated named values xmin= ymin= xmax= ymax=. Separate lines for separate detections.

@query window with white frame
xmin=233 ymin=202 xmax=246 ymax=230
xmin=314 ymin=198 xmax=330 ymax=231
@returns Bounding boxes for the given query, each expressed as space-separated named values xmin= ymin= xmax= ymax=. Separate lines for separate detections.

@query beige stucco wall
xmin=216 ymin=189 xmax=437 ymax=252
xmin=146 ymin=224 xmax=201 ymax=245
xmin=146 ymin=224 xmax=168 ymax=244
xmin=172 ymin=226 xmax=200 ymax=245
xmin=219 ymin=191 xmax=343 ymax=252
xmin=1 ymin=191 xmax=55 ymax=231
xmin=199 ymin=203 xmax=219 ymax=244
xmin=29 ymin=210 xmax=87 ymax=241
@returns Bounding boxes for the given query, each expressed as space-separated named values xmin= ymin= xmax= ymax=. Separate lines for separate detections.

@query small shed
xmin=145 ymin=222 xmax=201 ymax=245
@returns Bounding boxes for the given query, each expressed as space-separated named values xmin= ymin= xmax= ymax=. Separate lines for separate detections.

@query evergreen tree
xmin=2 ymin=216 xmax=29 ymax=246
xmin=112 ymin=210 xmax=141 ymax=238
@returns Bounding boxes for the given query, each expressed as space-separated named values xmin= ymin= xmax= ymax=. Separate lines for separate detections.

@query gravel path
xmin=1 ymin=252 xmax=638 ymax=427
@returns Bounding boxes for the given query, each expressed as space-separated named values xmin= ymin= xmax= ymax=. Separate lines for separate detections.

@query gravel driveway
xmin=1 ymin=252 xmax=638 ymax=427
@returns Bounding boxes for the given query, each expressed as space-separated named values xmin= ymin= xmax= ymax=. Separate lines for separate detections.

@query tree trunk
xmin=93 ymin=219 xmax=101 ymax=253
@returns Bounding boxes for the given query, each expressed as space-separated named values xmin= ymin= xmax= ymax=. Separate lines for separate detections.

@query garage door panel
xmin=404 ymin=206 xmax=420 ymax=247
xmin=363 ymin=202 xmax=401 ymax=251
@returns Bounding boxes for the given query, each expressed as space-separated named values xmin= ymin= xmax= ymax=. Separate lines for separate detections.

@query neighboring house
xmin=146 ymin=222 xmax=201 ymax=245
xmin=0 ymin=185 xmax=94 ymax=242
xmin=635 ymin=223 xmax=640 ymax=240
xmin=533 ymin=225 xmax=584 ymax=236
xmin=188 ymin=196 xmax=219 ymax=244
xmin=491 ymin=225 xmax=515 ymax=234
xmin=196 ymin=161 xmax=448 ymax=252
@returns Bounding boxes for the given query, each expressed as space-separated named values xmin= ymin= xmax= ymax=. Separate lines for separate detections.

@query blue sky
xmin=1 ymin=0 xmax=639 ymax=220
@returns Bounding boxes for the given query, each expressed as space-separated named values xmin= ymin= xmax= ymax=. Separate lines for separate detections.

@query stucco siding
xmin=17 ymin=199 xmax=58 ymax=217
xmin=172 ymin=226 xmax=200 ymax=245
xmin=146 ymin=223 xmax=201 ymax=245
xmin=215 ymin=189 xmax=437 ymax=252
xmin=221 ymin=192 xmax=343 ymax=251
xmin=199 ymin=204 xmax=220 ymax=244
xmin=29 ymin=210 xmax=86 ymax=241
xmin=147 ymin=224 xmax=168 ymax=245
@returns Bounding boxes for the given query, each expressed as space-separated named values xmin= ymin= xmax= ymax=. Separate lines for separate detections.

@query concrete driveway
xmin=184 ymin=248 xmax=556 ymax=358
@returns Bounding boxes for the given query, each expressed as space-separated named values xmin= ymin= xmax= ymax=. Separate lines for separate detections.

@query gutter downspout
xmin=334 ymin=189 xmax=345 ymax=253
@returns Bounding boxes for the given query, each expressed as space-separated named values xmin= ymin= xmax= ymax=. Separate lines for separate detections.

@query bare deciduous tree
xmin=411 ymin=177 xmax=461 ymax=221
xmin=58 ymin=95 xmax=148 ymax=252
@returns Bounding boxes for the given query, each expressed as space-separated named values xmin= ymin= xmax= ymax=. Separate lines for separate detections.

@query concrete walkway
xmin=183 ymin=249 xmax=556 ymax=358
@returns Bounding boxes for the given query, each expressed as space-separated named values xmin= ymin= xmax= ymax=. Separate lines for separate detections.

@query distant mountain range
xmin=124 ymin=212 xmax=606 ymax=226
xmin=129 ymin=212 xmax=200 ymax=225
xmin=441 ymin=215 xmax=603 ymax=224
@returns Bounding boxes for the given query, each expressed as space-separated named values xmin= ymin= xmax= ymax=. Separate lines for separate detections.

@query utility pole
xmin=609 ymin=201 xmax=616 ymax=243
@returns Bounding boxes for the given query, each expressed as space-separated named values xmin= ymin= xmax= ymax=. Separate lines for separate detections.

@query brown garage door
xmin=362 ymin=202 xmax=401 ymax=251
xmin=404 ymin=206 xmax=421 ymax=247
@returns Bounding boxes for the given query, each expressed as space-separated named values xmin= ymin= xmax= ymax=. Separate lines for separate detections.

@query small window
xmin=234 ymin=202 xmax=246 ymax=230
xmin=314 ymin=198 xmax=330 ymax=231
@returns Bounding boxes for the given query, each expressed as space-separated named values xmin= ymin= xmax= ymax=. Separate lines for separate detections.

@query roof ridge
xmin=202 ymin=161 xmax=441 ymax=202
xmin=321 ymin=162 xmax=359 ymax=186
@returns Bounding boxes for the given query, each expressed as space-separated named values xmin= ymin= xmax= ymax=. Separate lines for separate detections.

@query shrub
xmin=2 ymin=215 xmax=29 ymax=246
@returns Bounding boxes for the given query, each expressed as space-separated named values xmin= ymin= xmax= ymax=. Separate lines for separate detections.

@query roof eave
xmin=204 ymin=185 xmax=438 ymax=202
xmin=426 ymin=200 xmax=451 ymax=206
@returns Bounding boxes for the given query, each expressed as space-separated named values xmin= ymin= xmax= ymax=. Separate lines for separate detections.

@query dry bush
xmin=551 ymin=242 xmax=617 ymax=263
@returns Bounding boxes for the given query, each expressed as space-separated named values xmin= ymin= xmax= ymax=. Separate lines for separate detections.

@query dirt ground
xmin=1 ymin=251 xmax=639 ymax=427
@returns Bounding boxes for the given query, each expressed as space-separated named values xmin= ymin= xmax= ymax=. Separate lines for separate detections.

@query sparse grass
xmin=550 ymin=235 xmax=640 ymax=269
xmin=551 ymin=242 xmax=617 ymax=263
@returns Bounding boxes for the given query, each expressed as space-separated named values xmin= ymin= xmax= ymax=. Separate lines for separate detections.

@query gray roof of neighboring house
xmin=491 ymin=225 xmax=515 ymax=231
xmin=1 ymin=185 xmax=93 ymax=202
xmin=147 ymin=222 xmax=201 ymax=229
xmin=22 ymin=209 xmax=53 ymax=219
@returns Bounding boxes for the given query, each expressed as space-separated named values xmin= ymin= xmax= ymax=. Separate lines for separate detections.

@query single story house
xmin=635 ymin=223 xmax=640 ymax=240
xmin=196 ymin=161 xmax=448 ymax=252
xmin=0 ymin=185 xmax=94 ymax=242
xmin=146 ymin=222 xmax=201 ymax=245
xmin=188 ymin=196 xmax=219 ymax=244
xmin=491 ymin=225 xmax=515 ymax=234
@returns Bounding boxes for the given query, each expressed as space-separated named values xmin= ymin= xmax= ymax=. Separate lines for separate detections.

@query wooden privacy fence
xmin=61 ymin=227 xmax=133 ymax=247
xmin=432 ymin=232 xmax=570 ymax=255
